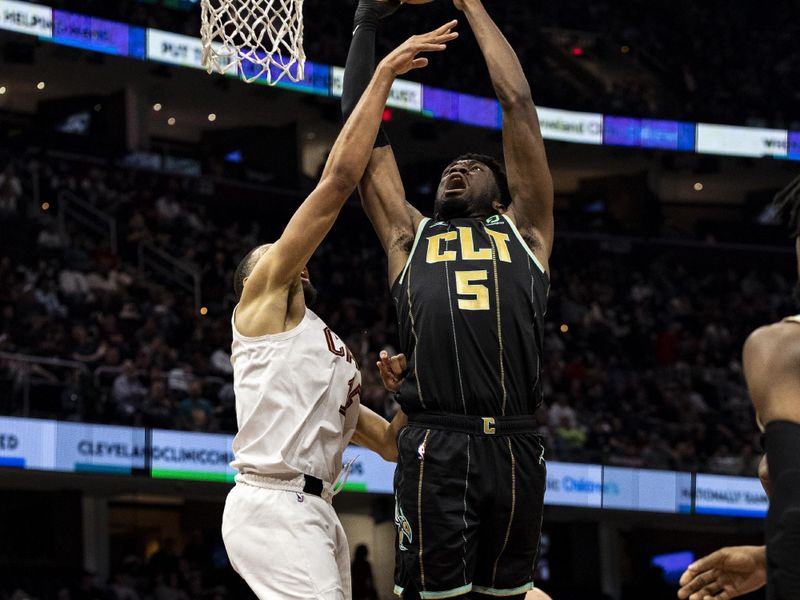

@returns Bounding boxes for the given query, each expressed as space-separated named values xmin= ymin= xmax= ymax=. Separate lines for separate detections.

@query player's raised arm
xmin=342 ymin=4 xmax=457 ymax=286
xmin=240 ymin=24 xmax=457 ymax=307
xmin=455 ymin=0 xmax=554 ymax=270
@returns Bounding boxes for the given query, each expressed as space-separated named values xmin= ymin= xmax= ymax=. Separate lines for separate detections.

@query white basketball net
xmin=200 ymin=0 xmax=305 ymax=85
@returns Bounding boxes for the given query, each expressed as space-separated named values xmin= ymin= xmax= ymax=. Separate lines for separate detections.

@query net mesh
xmin=200 ymin=0 xmax=305 ymax=85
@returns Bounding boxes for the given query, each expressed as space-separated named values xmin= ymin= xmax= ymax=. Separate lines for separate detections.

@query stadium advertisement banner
xmin=0 ymin=415 xmax=773 ymax=519
xmin=387 ymin=79 xmax=423 ymax=112
xmin=271 ymin=60 xmax=331 ymax=97
xmin=0 ymin=416 xmax=56 ymax=470
xmin=52 ymin=10 xmax=145 ymax=58
xmin=330 ymin=66 xmax=345 ymax=96
xmin=341 ymin=446 xmax=395 ymax=494
xmin=0 ymin=0 xmax=51 ymax=37
xmin=640 ymin=119 xmax=696 ymax=152
xmin=602 ymin=467 xmax=693 ymax=513
xmin=537 ymin=107 xmax=604 ymax=145
xmin=150 ymin=429 xmax=236 ymax=483
xmin=696 ymin=124 xmax=789 ymax=158
xmin=55 ymin=422 xmax=147 ymax=475
xmin=695 ymin=473 xmax=768 ymax=518
xmin=603 ymin=116 xmax=642 ymax=147
xmin=422 ymin=86 xmax=459 ymax=122
xmin=544 ymin=462 xmax=603 ymax=508
xmin=330 ymin=67 xmax=423 ymax=113
xmin=603 ymin=117 xmax=697 ymax=152
xmin=146 ymin=29 xmax=230 ymax=71
xmin=789 ymin=132 xmax=800 ymax=160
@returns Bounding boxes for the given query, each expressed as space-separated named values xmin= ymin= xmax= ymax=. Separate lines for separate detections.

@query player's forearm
xmin=353 ymin=404 xmax=398 ymax=462
xmin=461 ymin=0 xmax=533 ymax=108
xmin=323 ymin=66 xmax=396 ymax=190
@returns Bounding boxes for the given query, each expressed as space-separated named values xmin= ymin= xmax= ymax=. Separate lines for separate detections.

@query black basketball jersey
xmin=392 ymin=215 xmax=549 ymax=417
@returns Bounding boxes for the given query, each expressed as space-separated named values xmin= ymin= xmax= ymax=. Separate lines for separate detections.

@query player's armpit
xmin=360 ymin=146 xmax=423 ymax=287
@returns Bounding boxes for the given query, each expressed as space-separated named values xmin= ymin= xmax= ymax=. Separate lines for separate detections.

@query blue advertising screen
xmin=458 ymin=93 xmax=500 ymax=129
xmin=603 ymin=116 xmax=641 ymax=146
xmin=422 ymin=86 xmax=460 ymax=122
xmin=651 ymin=551 xmax=695 ymax=584
xmin=52 ymin=10 xmax=144 ymax=58
xmin=789 ymin=131 xmax=800 ymax=160
xmin=641 ymin=119 xmax=696 ymax=151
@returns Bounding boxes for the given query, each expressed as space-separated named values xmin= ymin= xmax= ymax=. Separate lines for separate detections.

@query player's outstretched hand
xmin=677 ymin=546 xmax=766 ymax=600
xmin=377 ymin=350 xmax=407 ymax=392
xmin=379 ymin=20 xmax=458 ymax=75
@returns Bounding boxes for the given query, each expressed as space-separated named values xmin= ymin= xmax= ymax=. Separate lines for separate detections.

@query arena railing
xmin=57 ymin=190 xmax=118 ymax=255
xmin=0 ymin=351 xmax=88 ymax=418
xmin=137 ymin=240 xmax=202 ymax=314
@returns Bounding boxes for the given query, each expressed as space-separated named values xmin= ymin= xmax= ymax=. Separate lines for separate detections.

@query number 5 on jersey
xmin=456 ymin=270 xmax=490 ymax=311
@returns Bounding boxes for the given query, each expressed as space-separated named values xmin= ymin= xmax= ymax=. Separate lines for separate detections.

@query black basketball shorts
xmin=393 ymin=412 xmax=547 ymax=599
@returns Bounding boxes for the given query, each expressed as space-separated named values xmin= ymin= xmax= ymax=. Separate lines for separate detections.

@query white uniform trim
xmin=502 ymin=214 xmax=546 ymax=274
xmin=398 ymin=217 xmax=431 ymax=285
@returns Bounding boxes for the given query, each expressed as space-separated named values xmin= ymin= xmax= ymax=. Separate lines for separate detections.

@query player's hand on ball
xmin=677 ymin=546 xmax=766 ymax=600
xmin=379 ymin=20 xmax=458 ymax=75
xmin=377 ymin=350 xmax=407 ymax=392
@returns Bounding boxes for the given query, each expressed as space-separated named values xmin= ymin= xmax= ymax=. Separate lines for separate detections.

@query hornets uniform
xmin=391 ymin=214 xmax=549 ymax=599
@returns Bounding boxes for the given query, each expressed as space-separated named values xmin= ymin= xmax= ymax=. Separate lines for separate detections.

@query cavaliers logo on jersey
xmin=324 ymin=327 xmax=356 ymax=364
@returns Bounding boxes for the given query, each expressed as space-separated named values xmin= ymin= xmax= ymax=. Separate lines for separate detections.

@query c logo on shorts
xmin=482 ymin=417 xmax=496 ymax=435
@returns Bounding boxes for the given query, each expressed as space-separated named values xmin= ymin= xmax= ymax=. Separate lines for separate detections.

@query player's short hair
xmin=233 ymin=244 xmax=270 ymax=300
xmin=772 ymin=174 xmax=800 ymax=237
xmin=452 ymin=153 xmax=512 ymax=208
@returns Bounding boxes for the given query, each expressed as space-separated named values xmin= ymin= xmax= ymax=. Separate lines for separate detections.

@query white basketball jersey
xmin=230 ymin=307 xmax=361 ymax=484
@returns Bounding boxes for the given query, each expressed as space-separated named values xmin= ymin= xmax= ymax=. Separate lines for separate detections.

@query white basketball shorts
xmin=222 ymin=477 xmax=351 ymax=600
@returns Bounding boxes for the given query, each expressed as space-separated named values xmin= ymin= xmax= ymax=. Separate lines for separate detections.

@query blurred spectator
xmin=0 ymin=164 xmax=22 ymax=219
xmin=142 ymin=380 xmax=174 ymax=428
xmin=351 ymin=545 xmax=378 ymax=600
xmin=111 ymin=361 xmax=147 ymax=422
xmin=0 ymin=152 xmax=788 ymax=475
xmin=179 ymin=381 xmax=213 ymax=431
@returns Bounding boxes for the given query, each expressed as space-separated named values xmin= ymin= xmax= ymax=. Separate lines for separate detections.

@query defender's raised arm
xmin=342 ymin=5 xmax=457 ymax=286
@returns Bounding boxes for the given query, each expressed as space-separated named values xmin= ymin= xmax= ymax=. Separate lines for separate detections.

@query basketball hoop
xmin=200 ymin=0 xmax=305 ymax=85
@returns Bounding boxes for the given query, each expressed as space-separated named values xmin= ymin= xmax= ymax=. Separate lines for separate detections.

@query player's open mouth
xmin=445 ymin=173 xmax=467 ymax=194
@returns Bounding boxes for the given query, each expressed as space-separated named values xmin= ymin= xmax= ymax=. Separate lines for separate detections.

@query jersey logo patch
xmin=485 ymin=214 xmax=502 ymax=225
xmin=394 ymin=497 xmax=413 ymax=551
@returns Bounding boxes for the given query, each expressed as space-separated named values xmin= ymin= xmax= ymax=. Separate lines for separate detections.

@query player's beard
xmin=434 ymin=193 xmax=471 ymax=221
xmin=302 ymin=279 xmax=318 ymax=307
